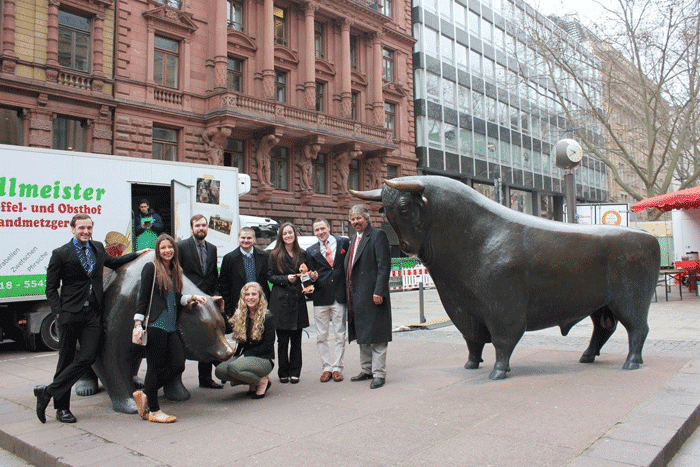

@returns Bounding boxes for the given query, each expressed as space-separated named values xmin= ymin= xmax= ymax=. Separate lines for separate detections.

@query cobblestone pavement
xmin=0 ymin=284 xmax=699 ymax=467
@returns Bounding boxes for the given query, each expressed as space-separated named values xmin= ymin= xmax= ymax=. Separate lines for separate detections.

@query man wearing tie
xmin=306 ymin=219 xmax=350 ymax=383
xmin=218 ymin=227 xmax=270 ymax=321
xmin=344 ymin=205 xmax=392 ymax=389
xmin=177 ymin=214 xmax=223 ymax=389
xmin=35 ymin=213 xmax=144 ymax=423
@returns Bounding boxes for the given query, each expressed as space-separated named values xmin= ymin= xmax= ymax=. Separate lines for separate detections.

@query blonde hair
xmin=229 ymin=282 xmax=267 ymax=342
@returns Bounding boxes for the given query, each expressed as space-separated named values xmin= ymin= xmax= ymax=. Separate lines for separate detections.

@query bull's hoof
xmin=622 ymin=360 xmax=642 ymax=370
xmin=75 ymin=378 xmax=99 ymax=397
xmin=112 ymin=398 xmax=138 ymax=414
xmin=579 ymin=353 xmax=596 ymax=364
xmin=163 ymin=381 xmax=191 ymax=401
xmin=133 ymin=376 xmax=145 ymax=389
xmin=464 ymin=359 xmax=481 ymax=370
xmin=489 ymin=368 xmax=508 ymax=380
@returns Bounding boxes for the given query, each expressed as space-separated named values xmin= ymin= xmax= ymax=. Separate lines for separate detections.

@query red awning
xmin=631 ymin=186 xmax=700 ymax=212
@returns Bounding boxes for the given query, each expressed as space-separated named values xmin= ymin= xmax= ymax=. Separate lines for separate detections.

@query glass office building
xmin=412 ymin=0 xmax=608 ymax=219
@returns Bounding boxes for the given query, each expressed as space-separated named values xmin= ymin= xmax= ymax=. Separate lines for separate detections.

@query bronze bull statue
xmin=76 ymin=252 xmax=233 ymax=413
xmin=352 ymin=175 xmax=660 ymax=380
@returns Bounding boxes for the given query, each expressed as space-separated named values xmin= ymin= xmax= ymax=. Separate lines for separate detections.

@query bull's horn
xmin=349 ymin=188 xmax=382 ymax=201
xmin=385 ymin=179 xmax=425 ymax=193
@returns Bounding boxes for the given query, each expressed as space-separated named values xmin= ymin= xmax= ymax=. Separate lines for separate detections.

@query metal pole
xmin=565 ymin=170 xmax=576 ymax=223
xmin=419 ymin=281 xmax=425 ymax=323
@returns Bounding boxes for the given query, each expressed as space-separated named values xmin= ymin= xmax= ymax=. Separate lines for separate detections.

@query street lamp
xmin=554 ymin=139 xmax=583 ymax=223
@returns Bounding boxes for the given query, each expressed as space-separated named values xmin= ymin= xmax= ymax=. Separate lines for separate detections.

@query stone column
xmin=340 ymin=19 xmax=352 ymax=118
xmin=46 ymin=0 xmax=60 ymax=81
xmin=372 ymin=32 xmax=385 ymax=127
xmin=146 ymin=27 xmax=155 ymax=84
xmin=213 ymin=0 xmax=228 ymax=90
xmin=1 ymin=0 xmax=18 ymax=73
xmin=92 ymin=13 xmax=105 ymax=91
xmin=303 ymin=3 xmax=317 ymax=109
xmin=262 ymin=0 xmax=275 ymax=99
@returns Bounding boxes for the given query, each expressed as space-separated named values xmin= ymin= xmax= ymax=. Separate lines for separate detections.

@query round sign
xmin=601 ymin=210 xmax=622 ymax=226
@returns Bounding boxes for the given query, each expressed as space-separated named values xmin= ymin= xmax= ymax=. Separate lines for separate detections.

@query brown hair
xmin=190 ymin=214 xmax=206 ymax=227
xmin=270 ymin=222 xmax=303 ymax=273
xmin=153 ymin=234 xmax=183 ymax=293
xmin=70 ymin=214 xmax=92 ymax=227
xmin=229 ymin=282 xmax=267 ymax=342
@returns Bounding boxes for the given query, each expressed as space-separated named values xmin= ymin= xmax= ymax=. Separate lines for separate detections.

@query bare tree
xmin=523 ymin=0 xmax=700 ymax=217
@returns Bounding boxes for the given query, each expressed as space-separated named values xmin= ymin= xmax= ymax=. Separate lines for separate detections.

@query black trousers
xmin=198 ymin=361 xmax=215 ymax=383
xmin=48 ymin=306 xmax=102 ymax=411
xmin=276 ymin=329 xmax=303 ymax=378
xmin=144 ymin=327 xmax=185 ymax=412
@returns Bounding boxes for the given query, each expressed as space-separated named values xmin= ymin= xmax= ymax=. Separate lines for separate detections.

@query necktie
xmin=243 ymin=251 xmax=256 ymax=283
xmin=199 ymin=243 xmax=207 ymax=273
xmin=83 ymin=245 xmax=95 ymax=274
xmin=347 ymin=236 xmax=358 ymax=274
xmin=324 ymin=240 xmax=333 ymax=267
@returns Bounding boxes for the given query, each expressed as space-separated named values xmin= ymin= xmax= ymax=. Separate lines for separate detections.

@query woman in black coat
xmin=268 ymin=223 xmax=310 ymax=384
xmin=131 ymin=234 xmax=205 ymax=423
xmin=215 ymin=282 xmax=275 ymax=399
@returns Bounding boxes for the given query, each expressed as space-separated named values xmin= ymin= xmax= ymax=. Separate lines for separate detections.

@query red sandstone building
xmin=0 ymin=0 xmax=416 ymax=234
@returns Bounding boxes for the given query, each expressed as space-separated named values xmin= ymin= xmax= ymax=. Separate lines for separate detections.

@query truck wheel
xmin=40 ymin=314 xmax=60 ymax=351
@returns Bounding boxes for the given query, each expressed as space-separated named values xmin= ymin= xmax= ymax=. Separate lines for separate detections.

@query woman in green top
xmin=132 ymin=234 xmax=205 ymax=423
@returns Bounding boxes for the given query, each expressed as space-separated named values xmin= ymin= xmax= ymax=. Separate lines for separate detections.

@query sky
xmin=529 ymin=0 xmax=610 ymax=26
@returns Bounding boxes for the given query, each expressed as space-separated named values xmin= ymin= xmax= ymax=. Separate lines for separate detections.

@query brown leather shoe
xmin=320 ymin=371 xmax=333 ymax=383
xmin=332 ymin=371 xmax=344 ymax=382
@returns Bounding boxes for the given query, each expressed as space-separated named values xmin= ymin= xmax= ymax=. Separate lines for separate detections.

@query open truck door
xmin=171 ymin=179 xmax=192 ymax=242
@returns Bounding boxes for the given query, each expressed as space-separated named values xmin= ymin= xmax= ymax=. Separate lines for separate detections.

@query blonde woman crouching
xmin=215 ymin=282 xmax=275 ymax=398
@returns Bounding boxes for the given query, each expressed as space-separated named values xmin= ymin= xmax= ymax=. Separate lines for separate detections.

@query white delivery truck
xmin=0 ymin=144 xmax=251 ymax=350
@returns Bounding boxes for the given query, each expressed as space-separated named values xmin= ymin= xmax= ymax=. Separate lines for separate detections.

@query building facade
xmin=411 ymin=0 xmax=608 ymax=219
xmin=0 ymin=0 xmax=416 ymax=234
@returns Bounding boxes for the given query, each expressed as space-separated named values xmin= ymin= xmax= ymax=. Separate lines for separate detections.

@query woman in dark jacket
xmin=268 ymin=223 xmax=310 ymax=384
xmin=132 ymin=234 xmax=205 ymax=423
xmin=215 ymin=282 xmax=275 ymax=398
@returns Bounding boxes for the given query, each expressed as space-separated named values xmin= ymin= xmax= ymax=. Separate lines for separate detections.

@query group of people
xmin=33 ymin=204 xmax=392 ymax=425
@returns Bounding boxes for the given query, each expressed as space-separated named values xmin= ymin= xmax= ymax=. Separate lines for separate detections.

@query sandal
xmin=148 ymin=412 xmax=177 ymax=423
xmin=133 ymin=391 xmax=148 ymax=420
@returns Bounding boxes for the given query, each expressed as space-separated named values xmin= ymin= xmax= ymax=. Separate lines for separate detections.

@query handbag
xmin=132 ymin=263 xmax=157 ymax=346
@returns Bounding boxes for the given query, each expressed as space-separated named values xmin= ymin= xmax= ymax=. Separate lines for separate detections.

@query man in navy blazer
xmin=34 ymin=213 xmax=144 ymax=423
xmin=177 ymin=214 xmax=223 ymax=389
xmin=218 ymin=226 xmax=270 ymax=320
xmin=307 ymin=218 xmax=350 ymax=383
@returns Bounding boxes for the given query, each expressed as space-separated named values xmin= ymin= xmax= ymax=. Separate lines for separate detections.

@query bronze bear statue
xmin=75 ymin=252 xmax=233 ymax=413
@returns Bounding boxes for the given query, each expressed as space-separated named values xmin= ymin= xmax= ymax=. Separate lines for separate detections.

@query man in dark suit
xmin=306 ymin=218 xmax=350 ymax=383
xmin=218 ymin=227 xmax=270 ymax=321
xmin=177 ymin=214 xmax=223 ymax=389
xmin=344 ymin=205 xmax=392 ymax=389
xmin=35 ymin=213 xmax=144 ymax=423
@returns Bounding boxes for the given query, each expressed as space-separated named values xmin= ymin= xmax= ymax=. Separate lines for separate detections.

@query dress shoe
xmin=350 ymin=372 xmax=372 ymax=382
xmin=332 ymin=371 xmax=344 ymax=382
xmin=33 ymin=385 xmax=51 ymax=424
xmin=290 ymin=376 xmax=300 ymax=384
xmin=370 ymin=377 xmax=385 ymax=389
xmin=279 ymin=377 xmax=289 ymax=384
xmin=199 ymin=379 xmax=224 ymax=389
xmin=252 ymin=379 xmax=272 ymax=399
xmin=320 ymin=371 xmax=333 ymax=383
xmin=56 ymin=409 xmax=77 ymax=423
